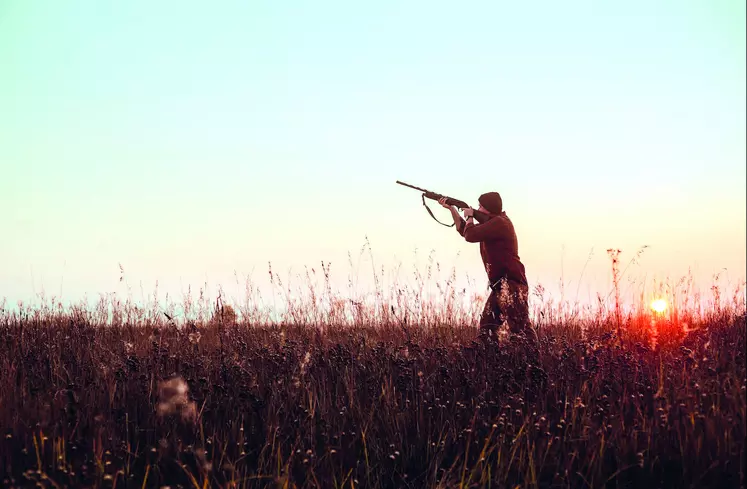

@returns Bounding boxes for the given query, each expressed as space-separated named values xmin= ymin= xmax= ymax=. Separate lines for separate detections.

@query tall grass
xmin=0 ymin=251 xmax=745 ymax=488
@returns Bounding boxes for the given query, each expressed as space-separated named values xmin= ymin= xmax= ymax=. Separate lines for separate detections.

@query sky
xmin=1 ymin=0 xmax=745 ymax=314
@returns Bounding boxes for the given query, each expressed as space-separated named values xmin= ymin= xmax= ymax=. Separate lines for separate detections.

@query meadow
xmin=1 ymin=251 xmax=745 ymax=488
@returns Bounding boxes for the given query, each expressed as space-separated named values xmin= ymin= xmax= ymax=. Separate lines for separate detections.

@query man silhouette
xmin=438 ymin=193 xmax=538 ymax=346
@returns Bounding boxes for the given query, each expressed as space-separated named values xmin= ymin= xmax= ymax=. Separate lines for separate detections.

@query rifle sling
xmin=421 ymin=194 xmax=454 ymax=227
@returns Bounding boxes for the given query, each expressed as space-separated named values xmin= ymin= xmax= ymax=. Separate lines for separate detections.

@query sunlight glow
xmin=650 ymin=299 xmax=668 ymax=314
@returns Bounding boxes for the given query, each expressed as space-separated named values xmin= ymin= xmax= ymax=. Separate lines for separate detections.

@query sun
xmin=650 ymin=299 xmax=667 ymax=314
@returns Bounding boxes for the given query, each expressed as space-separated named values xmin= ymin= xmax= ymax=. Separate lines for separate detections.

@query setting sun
xmin=651 ymin=299 xmax=668 ymax=313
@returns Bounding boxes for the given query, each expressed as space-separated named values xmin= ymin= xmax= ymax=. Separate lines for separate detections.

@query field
xmin=1 ymin=257 xmax=745 ymax=489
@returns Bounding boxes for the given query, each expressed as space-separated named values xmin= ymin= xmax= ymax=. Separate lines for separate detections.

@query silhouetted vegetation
xmin=1 ymin=254 xmax=744 ymax=488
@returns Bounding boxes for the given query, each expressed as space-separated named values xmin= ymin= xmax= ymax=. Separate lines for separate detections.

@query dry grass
xmin=0 ymin=251 xmax=745 ymax=488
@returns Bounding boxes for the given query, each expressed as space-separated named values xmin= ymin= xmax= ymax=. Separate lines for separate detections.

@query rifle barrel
xmin=395 ymin=180 xmax=428 ymax=193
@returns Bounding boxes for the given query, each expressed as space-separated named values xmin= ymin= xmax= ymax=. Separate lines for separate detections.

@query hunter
xmin=438 ymin=193 xmax=538 ymax=346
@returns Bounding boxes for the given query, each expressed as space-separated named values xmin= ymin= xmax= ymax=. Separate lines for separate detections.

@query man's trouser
xmin=480 ymin=277 xmax=538 ymax=344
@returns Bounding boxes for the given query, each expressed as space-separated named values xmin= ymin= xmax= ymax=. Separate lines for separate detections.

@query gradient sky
xmin=2 ymin=0 xmax=745 ymax=311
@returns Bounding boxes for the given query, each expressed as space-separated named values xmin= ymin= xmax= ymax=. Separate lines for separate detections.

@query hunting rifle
xmin=396 ymin=180 xmax=491 ymax=227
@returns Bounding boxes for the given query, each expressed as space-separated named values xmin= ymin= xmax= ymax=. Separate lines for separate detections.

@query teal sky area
xmin=1 ymin=0 xmax=745 ymax=311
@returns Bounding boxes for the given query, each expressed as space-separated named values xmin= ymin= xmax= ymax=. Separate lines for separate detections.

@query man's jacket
xmin=456 ymin=212 xmax=528 ymax=287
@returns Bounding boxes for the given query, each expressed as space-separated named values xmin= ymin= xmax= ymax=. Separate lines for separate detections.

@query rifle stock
xmin=396 ymin=180 xmax=491 ymax=224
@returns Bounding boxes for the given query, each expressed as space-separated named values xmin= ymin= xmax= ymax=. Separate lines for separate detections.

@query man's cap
xmin=478 ymin=192 xmax=503 ymax=214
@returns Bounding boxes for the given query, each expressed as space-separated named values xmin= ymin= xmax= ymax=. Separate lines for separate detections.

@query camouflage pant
xmin=480 ymin=277 xmax=538 ymax=344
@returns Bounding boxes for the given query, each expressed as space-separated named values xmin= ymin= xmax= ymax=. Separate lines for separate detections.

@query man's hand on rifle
xmin=439 ymin=197 xmax=474 ymax=227
xmin=454 ymin=202 xmax=475 ymax=222
xmin=437 ymin=197 xmax=454 ymax=211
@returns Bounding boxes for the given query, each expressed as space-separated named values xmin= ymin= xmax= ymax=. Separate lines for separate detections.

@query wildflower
xmin=156 ymin=377 xmax=197 ymax=423
xmin=194 ymin=448 xmax=212 ymax=472
xmin=188 ymin=332 xmax=202 ymax=345
xmin=300 ymin=352 xmax=311 ymax=375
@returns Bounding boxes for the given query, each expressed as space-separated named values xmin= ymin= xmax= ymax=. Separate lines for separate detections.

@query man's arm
xmin=457 ymin=214 xmax=478 ymax=236
xmin=448 ymin=207 xmax=467 ymax=235
xmin=462 ymin=215 xmax=511 ymax=242
xmin=438 ymin=197 xmax=468 ymax=234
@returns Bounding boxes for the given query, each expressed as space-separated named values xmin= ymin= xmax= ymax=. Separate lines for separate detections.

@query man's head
xmin=478 ymin=192 xmax=503 ymax=215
